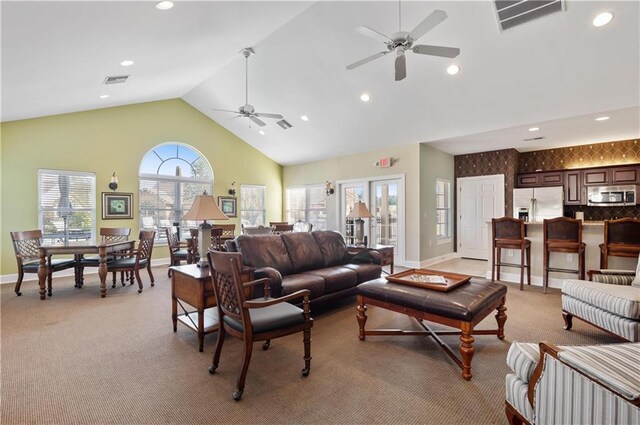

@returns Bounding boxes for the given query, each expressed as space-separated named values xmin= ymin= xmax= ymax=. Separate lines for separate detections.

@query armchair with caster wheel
xmin=206 ymin=249 xmax=313 ymax=401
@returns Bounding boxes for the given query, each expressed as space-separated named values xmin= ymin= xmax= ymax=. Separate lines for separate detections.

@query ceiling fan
xmin=346 ymin=3 xmax=460 ymax=81
xmin=211 ymin=48 xmax=283 ymax=127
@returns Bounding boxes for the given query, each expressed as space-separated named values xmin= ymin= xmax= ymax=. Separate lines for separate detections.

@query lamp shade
xmin=346 ymin=201 xmax=373 ymax=219
xmin=182 ymin=195 xmax=229 ymax=221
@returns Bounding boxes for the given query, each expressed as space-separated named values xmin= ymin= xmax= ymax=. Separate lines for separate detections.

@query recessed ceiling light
xmin=99 ymin=94 xmax=110 ymax=99
xmin=360 ymin=93 xmax=370 ymax=102
xmin=595 ymin=116 xmax=610 ymax=121
xmin=258 ymin=130 xmax=265 ymax=135
xmin=156 ymin=1 xmax=174 ymax=10
xmin=446 ymin=65 xmax=460 ymax=75
xmin=528 ymin=127 xmax=540 ymax=132
xmin=120 ymin=60 xmax=134 ymax=67
xmin=593 ymin=12 xmax=613 ymax=27
xmin=300 ymin=115 xmax=309 ymax=121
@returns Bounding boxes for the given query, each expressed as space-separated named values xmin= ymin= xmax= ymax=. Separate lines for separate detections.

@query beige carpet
xmin=1 ymin=268 xmax=620 ymax=424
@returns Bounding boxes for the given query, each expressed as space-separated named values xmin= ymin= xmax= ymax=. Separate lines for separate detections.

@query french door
xmin=338 ymin=176 xmax=404 ymax=265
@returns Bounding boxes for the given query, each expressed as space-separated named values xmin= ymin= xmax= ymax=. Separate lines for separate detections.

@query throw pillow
xmin=633 ymin=254 xmax=640 ymax=288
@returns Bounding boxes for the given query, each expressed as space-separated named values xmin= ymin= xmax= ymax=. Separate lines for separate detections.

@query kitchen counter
xmin=523 ymin=221 xmax=605 ymax=226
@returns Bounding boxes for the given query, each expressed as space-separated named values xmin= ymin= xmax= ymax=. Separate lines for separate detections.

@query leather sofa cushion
xmin=282 ymin=274 xmax=325 ymax=299
xmin=234 ymin=235 xmax=294 ymax=276
xmin=303 ymin=266 xmax=357 ymax=294
xmin=312 ymin=230 xmax=349 ymax=267
xmin=343 ymin=263 xmax=382 ymax=283
xmin=281 ymin=232 xmax=324 ymax=273
xmin=222 ymin=301 xmax=307 ymax=334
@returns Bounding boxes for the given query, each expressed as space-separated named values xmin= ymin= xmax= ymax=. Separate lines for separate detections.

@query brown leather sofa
xmin=225 ymin=230 xmax=382 ymax=305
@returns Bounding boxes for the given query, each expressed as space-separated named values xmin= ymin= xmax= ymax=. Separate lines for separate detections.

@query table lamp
xmin=346 ymin=201 xmax=373 ymax=246
xmin=182 ymin=193 xmax=229 ymax=267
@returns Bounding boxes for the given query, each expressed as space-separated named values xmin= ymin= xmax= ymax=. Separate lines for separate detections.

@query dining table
xmin=37 ymin=240 xmax=136 ymax=300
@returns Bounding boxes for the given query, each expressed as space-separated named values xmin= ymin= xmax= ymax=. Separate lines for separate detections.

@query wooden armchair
xmin=107 ymin=230 xmax=155 ymax=293
xmin=187 ymin=228 xmax=223 ymax=263
xmin=213 ymin=224 xmax=236 ymax=240
xmin=10 ymin=230 xmax=76 ymax=297
xmin=206 ymin=250 xmax=313 ymax=401
xmin=165 ymin=226 xmax=188 ymax=276
xmin=77 ymin=227 xmax=131 ymax=286
xmin=272 ymin=223 xmax=294 ymax=234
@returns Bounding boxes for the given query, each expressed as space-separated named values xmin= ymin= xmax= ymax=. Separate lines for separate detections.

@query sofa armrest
xmin=588 ymin=269 xmax=635 ymax=285
xmin=347 ymin=248 xmax=382 ymax=265
xmin=254 ymin=267 xmax=283 ymax=298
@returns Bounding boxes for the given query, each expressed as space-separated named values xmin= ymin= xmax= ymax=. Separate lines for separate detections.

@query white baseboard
xmin=415 ymin=252 xmax=457 ymax=269
xmin=0 ymin=258 xmax=171 ymax=285
xmin=483 ymin=270 xmax=564 ymax=290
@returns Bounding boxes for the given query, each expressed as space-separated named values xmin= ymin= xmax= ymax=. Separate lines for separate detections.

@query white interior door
xmin=370 ymin=179 xmax=403 ymax=263
xmin=457 ymin=175 xmax=505 ymax=260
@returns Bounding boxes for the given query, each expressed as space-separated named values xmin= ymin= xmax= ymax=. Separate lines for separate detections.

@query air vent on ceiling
xmin=104 ymin=75 xmax=130 ymax=85
xmin=524 ymin=136 xmax=545 ymax=141
xmin=494 ymin=0 xmax=565 ymax=31
xmin=276 ymin=119 xmax=292 ymax=130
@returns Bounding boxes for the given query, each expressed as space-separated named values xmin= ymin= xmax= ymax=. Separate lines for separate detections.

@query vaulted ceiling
xmin=2 ymin=1 xmax=639 ymax=165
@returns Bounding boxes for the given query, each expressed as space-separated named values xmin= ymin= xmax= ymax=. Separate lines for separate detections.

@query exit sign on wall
xmin=378 ymin=157 xmax=392 ymax=168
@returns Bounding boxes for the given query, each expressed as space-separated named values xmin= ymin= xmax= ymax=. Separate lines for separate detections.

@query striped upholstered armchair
xmin=505 ymin=341 xmax=640 ymax=425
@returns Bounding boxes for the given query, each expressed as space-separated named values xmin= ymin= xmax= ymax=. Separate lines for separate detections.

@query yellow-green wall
xmin=1 ymin=99 xmax=282 ymax=276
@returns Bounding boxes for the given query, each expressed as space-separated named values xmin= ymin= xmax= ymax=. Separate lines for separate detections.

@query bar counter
xmin=486 ymin=220 xmax=638 ymax=289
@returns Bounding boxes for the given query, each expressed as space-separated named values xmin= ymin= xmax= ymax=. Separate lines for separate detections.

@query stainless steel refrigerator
xmin=513 ymin=186 xmax=564 ymax=222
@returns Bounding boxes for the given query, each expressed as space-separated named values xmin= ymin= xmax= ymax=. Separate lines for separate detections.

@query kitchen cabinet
xmin=583 ymin=165 xmax=640 ymax=186
xmin=517 ymin=171 xmax=563 ymax=187
xmin=564 ymin=170 xmax=584 ymax=205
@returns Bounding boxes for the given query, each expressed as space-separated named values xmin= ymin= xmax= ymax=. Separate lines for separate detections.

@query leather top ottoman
xmin=355 ymin=275 xmax=508 ymax=380
xmin=356 ymin=277 xmax=507 ymax=322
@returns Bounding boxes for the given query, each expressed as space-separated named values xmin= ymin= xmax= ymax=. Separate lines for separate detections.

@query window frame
xmin=38 ymin=168 xmax=96 ymax=245
xmin=436 ymin=178 xmax=452 ymax=244
xmin=240 ymin=184 xmax=266 ymax=226
xmin=285 ymin=184 xmax=327 ymax=230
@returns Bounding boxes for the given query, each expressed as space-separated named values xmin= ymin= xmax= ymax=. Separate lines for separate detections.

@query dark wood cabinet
xmin=564 ymin=170 xmax=584 ymax=205
xmin=517 ymin=171 xmax=563 ymax=187
xmin=583 ymin=169 xmax=609 ymax=186
xmin=611 ymin=167 xmax=639 ymax=184
xmin=583 ymin=165 xmax=640 ymax=186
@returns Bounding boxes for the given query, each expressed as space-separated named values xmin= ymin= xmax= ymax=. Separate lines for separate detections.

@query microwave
xmin=587 ymin=185 xmax=637 ymax=206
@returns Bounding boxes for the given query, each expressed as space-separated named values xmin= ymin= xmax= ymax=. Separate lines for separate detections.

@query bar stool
xmin=491 ymin=217 xmax=531 ymax=290
xmin=599 ymin=218 xmax=640 ymax=269
xmin=543 ymin=217 xmax=585 ymax=294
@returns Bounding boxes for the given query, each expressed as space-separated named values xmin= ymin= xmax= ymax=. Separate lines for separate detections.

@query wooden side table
xmin=349 ymin=244 xmax=394 ymax=274
xmin=170 ymin=264 xmax=254 ymax=352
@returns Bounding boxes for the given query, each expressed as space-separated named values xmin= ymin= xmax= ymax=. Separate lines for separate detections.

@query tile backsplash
xmin=564 ymin=205 xmax=640 ymax=221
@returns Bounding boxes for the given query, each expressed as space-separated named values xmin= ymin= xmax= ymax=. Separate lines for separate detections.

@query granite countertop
xmin=524 ymin=221 xmax=605 ymax=226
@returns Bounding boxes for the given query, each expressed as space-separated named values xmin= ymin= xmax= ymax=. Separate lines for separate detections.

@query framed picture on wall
xmin=102 ymin=192 xmax=133 ymax=219
xmin=218 ymin=196 xmax=237 ymax=218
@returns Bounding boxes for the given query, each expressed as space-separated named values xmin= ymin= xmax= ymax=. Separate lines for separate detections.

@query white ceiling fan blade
xmin=412 ymin=44 xmax=460 ymax=58
xmin=250 ymin=116 xmax=266 ymax=127
xmin=395 ymin=54 xmax=407 ymax=81
xmin=408 ymin=10 xmax=448 ymax=42
xmin=255 ymin=113 xmax=283 ymax=119
xmin=211 ymin=108 xmax=240 ymax=114
xmin=346 ymin=52 xmax=388 ymax=70
xmin=356 ymin=26 xmax=393 ymax=43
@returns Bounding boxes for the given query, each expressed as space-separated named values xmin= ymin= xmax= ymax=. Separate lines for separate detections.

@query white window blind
xmin=139 ymin=143 xmax=213 ymax=241
xmin=286 ymin=185 xmax=327 ymax=230
xmin=38 ymin=169 xmax=96 ymax=245
xmin=436 ymin=179 xmax=452 ymax=243
xmin=240 ymin=185 xmax=266 ymax=226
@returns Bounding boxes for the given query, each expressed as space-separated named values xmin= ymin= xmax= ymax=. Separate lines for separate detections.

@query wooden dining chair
xmin=165 ymin=226 xmax=188 ymax=276
xmin=187 ymin=227 xmax=224 ymax=263
xmin=599 ymin=218 xmax=640 ymax=268
xmin=206 ymin=250 xmax=313 ymax=401
xmin=77 ymin=227 xmax=131 ymax=286
xmin=272 ymin=224 xmax=294 ymax=234
xmin=107 ymin=230 xmax=156 ymax=293
xmin=10 ymin=230 xmax=76 ymax=297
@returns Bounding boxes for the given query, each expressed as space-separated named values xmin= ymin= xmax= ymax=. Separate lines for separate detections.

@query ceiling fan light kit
xmin=347 ymin=5 xmax=460 ymax=81
xmin=211 ymin=47 xmax=285 ymax=128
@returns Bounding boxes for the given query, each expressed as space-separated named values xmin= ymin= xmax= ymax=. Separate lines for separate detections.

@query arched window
xmin=139 ymin=143 xmax=213 ymax=240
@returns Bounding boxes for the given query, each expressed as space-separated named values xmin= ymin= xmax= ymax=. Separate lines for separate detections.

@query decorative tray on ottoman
xmin=386 ymin=269 xmax=471 ymax=292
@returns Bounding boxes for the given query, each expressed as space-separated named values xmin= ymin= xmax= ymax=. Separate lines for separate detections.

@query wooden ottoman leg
xmin=356 ymin=295 xmax=367 ymax=341
xmin=460 ymin=324 xmax=475 ymax=381
xmin=495 ymin=297 xmax=507 ymax=340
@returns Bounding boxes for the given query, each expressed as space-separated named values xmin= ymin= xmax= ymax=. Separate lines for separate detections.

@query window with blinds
xmin=38 ymin=169 xmax=96 ymax=245
xmin=436 ymin=178 xmax=452 ymax=243
xmin=139 ymin=143 xmax=213 ymax=241
xmin=240 ymin=185 xmax=266 ymax=226
xmin=286 ymin=185 xmax=327 ymax=230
